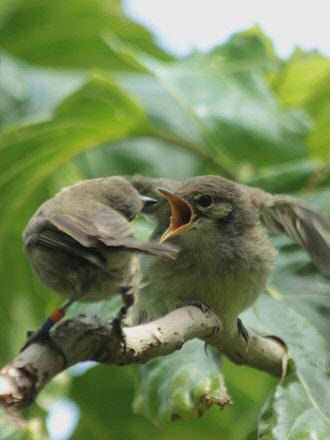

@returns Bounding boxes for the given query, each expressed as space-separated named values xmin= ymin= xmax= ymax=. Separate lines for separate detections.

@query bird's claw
xmin=109 ymin=312 xmax=127 ymax=354
xmin=107 ymin=285 xmax=134 ymax=353
xmin=237 ymin=318 xmax=249 ymax=346
xmin=178 ymin=300 xmax=213 ymax=317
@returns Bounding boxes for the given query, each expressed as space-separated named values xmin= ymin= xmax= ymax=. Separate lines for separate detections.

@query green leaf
xmin=0 ymin=52 xmax=86 ymax=129
xmin=106 ymin=29 xmax=310 ymax=171
xmin=253 ymin=294 xmax=330 ymax=423
xmin=269 ymin=50 xmax=330 ymax=159
xmin=66 ymin=295 xmax=123 ymax=323
xmin=0 ymin=0 xmax=171 ymax=69
xmin=133 ymin=340 xmax=231 ymax=426
xmin=69 ymin=357 xmax=272 ymax=440
xmin=0 ymin=409 xmax=48 ymax=440
xmin=243 ymin=159 xmax=322 ymax=194
xmin=259 ymin=373 xmax=330 ymax=439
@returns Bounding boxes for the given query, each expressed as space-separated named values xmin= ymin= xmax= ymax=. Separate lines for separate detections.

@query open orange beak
xmin=157 ymin=187 xmax=197 ymax=243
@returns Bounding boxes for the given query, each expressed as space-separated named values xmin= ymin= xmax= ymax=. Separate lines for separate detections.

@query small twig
xmin=0 ymin=306 xmax=285 ymax=411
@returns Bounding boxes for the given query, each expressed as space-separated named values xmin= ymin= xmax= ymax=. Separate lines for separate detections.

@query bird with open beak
xmin=130 ymin=175 xmax=330 ymax=339
xmin=22 ymin=176 xmax=178 ymax=347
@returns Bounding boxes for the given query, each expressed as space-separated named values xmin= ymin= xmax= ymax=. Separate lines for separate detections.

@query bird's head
xmin=64 ymin=177 xmax=157 ymax=221
xmin=158 ymin=176 xmax=259 ymax=243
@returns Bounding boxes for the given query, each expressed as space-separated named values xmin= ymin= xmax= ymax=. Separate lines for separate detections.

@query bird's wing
xmin=50 ymin=210 xmax=178 ymax=258
xmin=28 ymin=208 xmax=133 ymax=267
xmin=49 ymin=209 xmax=133 ymax=248
xmin=260 ymin=196 xmax=330 ymax=276
xmin=34 ymin=227 xmax=106 ymax=267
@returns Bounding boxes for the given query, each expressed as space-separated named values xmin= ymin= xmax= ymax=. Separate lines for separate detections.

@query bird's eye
xmin=196 ymin=195 xmax=214 ymax=208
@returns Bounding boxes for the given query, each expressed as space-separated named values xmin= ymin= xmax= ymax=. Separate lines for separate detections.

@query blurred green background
xmin=0 ymin=1 xmax=330 ymax=439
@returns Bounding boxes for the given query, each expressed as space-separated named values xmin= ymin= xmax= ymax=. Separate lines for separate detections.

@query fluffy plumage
xmin=129 ymin=175 xmax=330 ymax=334
xmin=23 ymin=176 xmax=177 ymax=302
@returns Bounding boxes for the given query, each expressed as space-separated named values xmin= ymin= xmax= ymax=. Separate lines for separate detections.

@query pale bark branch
xmin=0 ymin=306 xmax=285 ymax=411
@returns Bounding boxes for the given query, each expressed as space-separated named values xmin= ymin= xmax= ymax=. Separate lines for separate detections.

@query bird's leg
xmin=237 ymin=318 xmax=249 ymax=345
xmin=20 ymin=279 xmax=93 ymax=363
xmin=109 ymin=286 xmax=134 ymax=353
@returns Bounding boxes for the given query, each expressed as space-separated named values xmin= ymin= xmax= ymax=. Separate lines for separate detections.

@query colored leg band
xmin=41 ymin=309 xmax=65 ymax=332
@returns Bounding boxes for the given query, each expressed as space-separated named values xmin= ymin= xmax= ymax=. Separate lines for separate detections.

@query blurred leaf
xmin=72 ymin=138 xmax=203 ymax=181
xmin=0 ymin=55 xmax=28 ymax=128
xmin=0 ymin=53 xmax=85 ymax=129
xmin=36 ymin=372 xmax=72 ymax=412
xmin=118 ymin=73 xmax=206 ymax=149
xmin=243 ymin=159 xmax=322 ymax=194
xmin=66 ymin=295 xmax=123 ymax=323
xmin=269 ymin=50 xmax=330 ymax=159
xmin=0 ymin=409 xmax=48 ymax=440
xmin=106 ymin=29 xmax=310 ymax=171
xmin=0 ymin=411 xmax=26 ymax=440
xmin=133 ymin=340 xmax=231 ymax=426
xmin=259 ymin=373 xmax=330 ymax=439
xmin=0 ymin=0 xmax=171 ymax=70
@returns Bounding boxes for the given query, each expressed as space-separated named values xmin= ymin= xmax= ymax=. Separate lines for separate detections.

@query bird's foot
xmin=108 ymin=286 xmax=134 ymax=354
xmin=109 ymin=311 xmax=127 ymax=354
xmin=177 ymin=300 xmax=213 ymax=317
xmin=237 ymin=318 xmax=249 ymax=346
xmin=120 ymin=285 xmax=135 ymax=313
xmin=20 ymin=328 xmax=67 ymax=368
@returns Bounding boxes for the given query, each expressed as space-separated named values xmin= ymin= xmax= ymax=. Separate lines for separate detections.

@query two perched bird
xmin=23 ymin=174 xmax=330 ymax=346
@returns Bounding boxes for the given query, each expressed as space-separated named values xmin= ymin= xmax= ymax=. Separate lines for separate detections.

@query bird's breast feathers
xmin=139 ymin=229 xmax=275 ymax=327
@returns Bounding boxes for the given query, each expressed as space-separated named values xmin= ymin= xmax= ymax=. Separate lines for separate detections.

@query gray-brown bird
xmin=22 ymin=176 xmax=178 ymax=345
xmin=130 ymin=175 xmax=330 ymax=338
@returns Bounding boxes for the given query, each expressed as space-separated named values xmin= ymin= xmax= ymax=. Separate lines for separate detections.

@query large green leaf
xmin=0 ymin=0 xmax=171 ymax=69
xmin=106 ymin=29 xmax=310 ymax=172
xmin=133 ymin=341 xmax=231 ymax=426
xmin=259 ymin=374 xmax=330 ymax=439
xmin=250 ymin=294 xmax=330 ymax=424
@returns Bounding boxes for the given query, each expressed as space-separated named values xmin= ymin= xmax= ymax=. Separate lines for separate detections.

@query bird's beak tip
xmin=141 ymin=196 xmax=157 ymax=207
xmin=156 ymin=187 xmax=176 ymax=197
xmin=158 ymin=188 xmax=196 ymax=242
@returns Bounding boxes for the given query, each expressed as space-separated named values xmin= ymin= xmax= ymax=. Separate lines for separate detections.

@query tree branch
xmin=0 ymin=306 xmax=285 ymax=411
